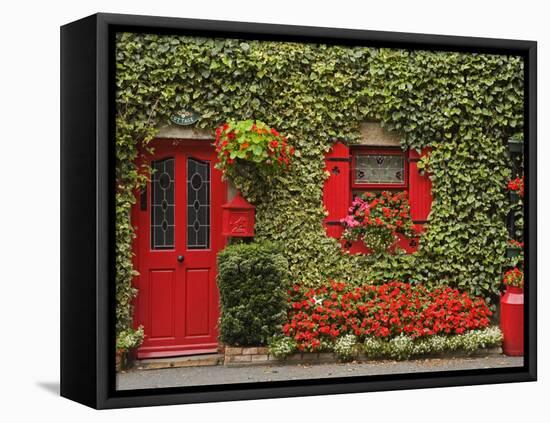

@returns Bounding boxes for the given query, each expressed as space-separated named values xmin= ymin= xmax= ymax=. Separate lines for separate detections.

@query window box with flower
xmin=340 ymin=191 xmax=420 ymax=255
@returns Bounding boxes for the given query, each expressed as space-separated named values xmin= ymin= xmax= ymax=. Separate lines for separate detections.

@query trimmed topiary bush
xmin=217 ymin=241 xmax=289 ymax=346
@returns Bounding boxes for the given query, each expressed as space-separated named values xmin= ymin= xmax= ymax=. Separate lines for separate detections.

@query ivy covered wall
xmin=115 ymin=32 xmax=523 ymax=344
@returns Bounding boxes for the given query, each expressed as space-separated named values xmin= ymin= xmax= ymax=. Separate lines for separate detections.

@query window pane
xmin=187 ymin=157 xmax=210 ymax=250
xmin=151 ymin=158 xmax=175 ymax=250
xmin=354 ymin=153 xmax=405 ymax=185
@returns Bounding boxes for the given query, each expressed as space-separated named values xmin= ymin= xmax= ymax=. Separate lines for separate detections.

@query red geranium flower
xmin=284 ymin=281 xmax=492 ymax=351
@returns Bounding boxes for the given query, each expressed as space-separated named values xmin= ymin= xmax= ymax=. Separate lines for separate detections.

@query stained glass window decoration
xmin=187 ymin=157 xmax=211 ymax=249
xmin=354 ymin=154 xmax=405 ymax=185
xmin=151 ymin=158 xmax=175 ymax=250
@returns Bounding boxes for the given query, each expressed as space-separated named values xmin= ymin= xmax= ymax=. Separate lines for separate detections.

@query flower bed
xmin=269 ymin=281 xmax=497 ymax=360
xmin=361 ymin=327 xmax=502 ymax=360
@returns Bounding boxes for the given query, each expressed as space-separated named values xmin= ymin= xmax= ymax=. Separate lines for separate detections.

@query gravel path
xmin=116 ymin=355 xmax=523 ymax=391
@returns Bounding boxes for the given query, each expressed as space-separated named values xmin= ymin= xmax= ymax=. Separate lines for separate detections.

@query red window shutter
xmin=323 ymin=141 xmax=350 ymax=239
xmin=408 ymin=148 xmax=432 ymax=225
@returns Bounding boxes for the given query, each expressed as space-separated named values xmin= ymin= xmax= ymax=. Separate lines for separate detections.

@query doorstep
xmin=134 ymin=353 xmax=223 ymax=370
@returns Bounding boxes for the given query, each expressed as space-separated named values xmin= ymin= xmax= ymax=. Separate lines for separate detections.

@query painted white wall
xmin=0 ymin=0 xmax=546 ymax=421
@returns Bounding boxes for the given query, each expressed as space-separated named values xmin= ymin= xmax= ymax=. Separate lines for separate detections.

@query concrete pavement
xmin=116 ymin=355 xmax=523 ymax=391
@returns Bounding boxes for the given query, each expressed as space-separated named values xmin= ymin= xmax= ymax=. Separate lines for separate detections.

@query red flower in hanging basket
xmin=214 ymin=119 xmax=295 ymax=179
xmin=508 ymin=239 xmax=524 ymax=249
xmin=508 ymin=177 xmax=524 ymax=197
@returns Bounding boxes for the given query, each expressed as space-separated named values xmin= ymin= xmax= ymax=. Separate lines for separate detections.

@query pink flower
xmin=351 ymin=197 xmax=364 ymax=207
xmin=341 ymin=215 xmax=359 ymax=228
xmin=359 ymin=201 xmax=370 ymax=212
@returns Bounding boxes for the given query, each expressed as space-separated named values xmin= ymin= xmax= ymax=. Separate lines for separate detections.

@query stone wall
xmin=224 ymin=347 xmax=276 ymax=365
xmin=357 ymin=122 xmax=401 ymax=146
xmin=223 ymin=346 xmax=502 ymax=367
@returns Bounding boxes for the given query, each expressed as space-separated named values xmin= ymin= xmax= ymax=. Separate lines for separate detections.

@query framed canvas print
xmin=60 ymin=13 xmax=537 ymax=409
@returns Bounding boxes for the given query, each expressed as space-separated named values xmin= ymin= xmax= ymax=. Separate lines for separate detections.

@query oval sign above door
xmin=170 ymin=109 xmax=200 ymax=126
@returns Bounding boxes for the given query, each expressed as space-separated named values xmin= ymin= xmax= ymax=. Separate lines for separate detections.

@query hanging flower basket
xmin=505 ymin=240 xmax=523 ymax=258
xmin=509 ymin=191 xmax=520 ymax=203
xmin=214 ymin=120 xmax=295 ymax=180
xmin=507 ymin=176 xmax=524 ymax=200
xmin=506 ymin=246 xmax=521 ymax=258
xmin=507 ymin=138 xmax=523 ymax=154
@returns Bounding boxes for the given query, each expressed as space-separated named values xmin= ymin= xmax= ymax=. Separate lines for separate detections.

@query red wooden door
xmin=133 ymin=140 xmax=226 ymax=358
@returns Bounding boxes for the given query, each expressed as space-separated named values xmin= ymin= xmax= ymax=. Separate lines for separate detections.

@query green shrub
xmin=217 ymin=241 xmax=289 ymax=346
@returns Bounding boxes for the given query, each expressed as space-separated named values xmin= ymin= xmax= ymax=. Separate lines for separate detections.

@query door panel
xmin=148 ymin=269 xmax=176 ymax=339
xmin=133 ymin=140 xmax=225 ymax=358
xmin=185 ymin=268 xmax=210 ymax=336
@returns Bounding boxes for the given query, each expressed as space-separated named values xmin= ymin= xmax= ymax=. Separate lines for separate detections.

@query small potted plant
xmin=500 ymin=267 xmax=524 ymax=356
xmin=214 ymin=120 xmax=295 ymax=180
xmin=115 ymin=327 xmax=144 ymax=371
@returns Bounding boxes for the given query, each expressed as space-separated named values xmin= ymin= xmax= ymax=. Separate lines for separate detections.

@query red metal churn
xmin=500 ymin=286 xmax=524 ymax=356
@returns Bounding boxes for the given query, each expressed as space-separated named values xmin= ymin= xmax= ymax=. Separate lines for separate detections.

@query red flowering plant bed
xmin=282 ymin=281 xmax=493 ymax=353
xmin=340 ymin=191 xmax=419 ymax=254
xmin=214 ymin=119 xmax=295 ymax=180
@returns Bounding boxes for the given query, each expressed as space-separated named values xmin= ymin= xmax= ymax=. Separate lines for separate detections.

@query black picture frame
xmin=60 ymin=12 xmax=537 ymax=409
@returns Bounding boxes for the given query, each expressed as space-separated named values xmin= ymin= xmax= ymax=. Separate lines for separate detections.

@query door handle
xmin=177 ymin=255 xmax=184 ymax=263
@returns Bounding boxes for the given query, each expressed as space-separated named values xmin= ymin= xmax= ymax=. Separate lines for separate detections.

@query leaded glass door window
xmin=186 ymin=157 xmax=211 ymax=249
xmin=352 ymin=148 xmax=407 ymax=190
xmin=151 ymin=157 xmax=175 ymax=249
